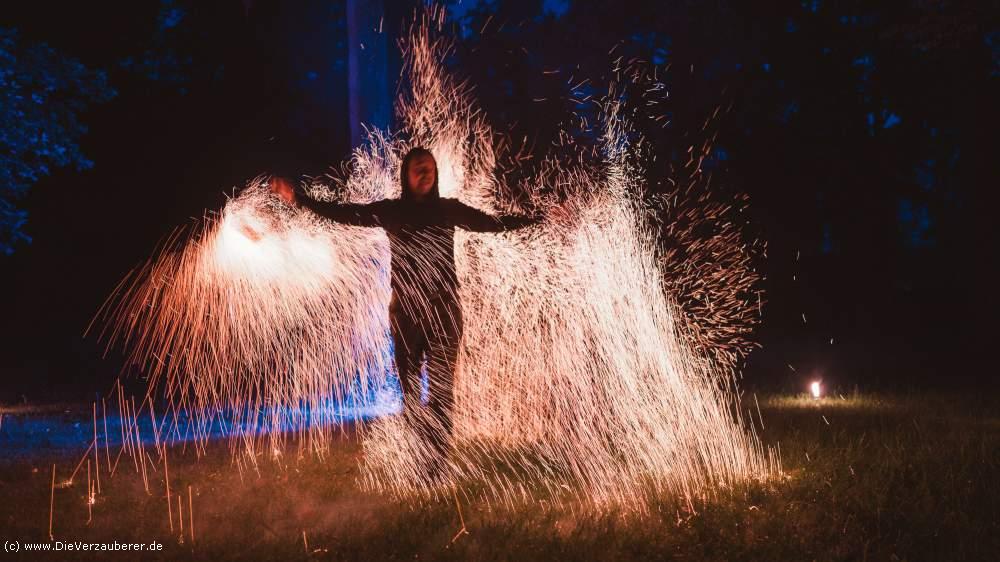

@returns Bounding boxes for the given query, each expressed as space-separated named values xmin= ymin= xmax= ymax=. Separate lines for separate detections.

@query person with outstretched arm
xmin=271 ymin=147 xmax=543 ymax=467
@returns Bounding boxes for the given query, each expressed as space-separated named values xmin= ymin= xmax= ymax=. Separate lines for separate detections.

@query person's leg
xmin=424 ymin=299 xmax=463 ymax=455
xmin=390 ymin=299 xmax=425 ymax=415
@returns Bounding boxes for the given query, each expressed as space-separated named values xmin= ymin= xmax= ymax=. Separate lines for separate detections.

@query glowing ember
xmin=811 ymin=381 xmax=822 ymax=400
xmin=91 ymin=5 xmax=777 ymax=509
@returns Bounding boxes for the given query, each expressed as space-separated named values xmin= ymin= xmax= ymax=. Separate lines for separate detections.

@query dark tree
xmin=0 ymin=29 xmax=115 ymax=254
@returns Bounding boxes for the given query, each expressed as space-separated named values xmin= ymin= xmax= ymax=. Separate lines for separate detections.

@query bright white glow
xmin=811 ymin=381 xmax=822 ymax=399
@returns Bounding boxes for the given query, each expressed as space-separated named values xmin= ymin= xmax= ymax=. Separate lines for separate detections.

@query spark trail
xmin=92 ymin=6 xmax=777 ymax=509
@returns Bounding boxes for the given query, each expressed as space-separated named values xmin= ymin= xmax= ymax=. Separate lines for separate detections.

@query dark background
xmin=1 ymin=0 xmax=995 ymax=403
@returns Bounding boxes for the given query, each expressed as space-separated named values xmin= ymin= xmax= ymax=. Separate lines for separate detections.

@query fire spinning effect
xmin=92 ymin=7 xmax=777 ymax=509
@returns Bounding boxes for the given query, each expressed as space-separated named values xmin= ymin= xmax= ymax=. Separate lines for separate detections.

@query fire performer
xmin=270 ymin=147 xmax=542 ymax=460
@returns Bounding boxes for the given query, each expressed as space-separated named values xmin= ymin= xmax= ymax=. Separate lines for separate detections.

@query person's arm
xmin=269 ymin=176 xmax=391 ymax=227
xmin=447 ymin=199 xmax=542 ymax=233
xmin=298 ymin=196 xmax=391 ymax=228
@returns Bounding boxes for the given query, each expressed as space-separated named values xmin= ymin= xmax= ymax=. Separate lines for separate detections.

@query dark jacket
xmin=300 ymin=196 xmax=540 ymax=312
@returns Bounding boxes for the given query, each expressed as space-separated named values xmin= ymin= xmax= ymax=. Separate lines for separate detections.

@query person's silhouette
xmin=272 ymin=147 xmax=541 ymax=459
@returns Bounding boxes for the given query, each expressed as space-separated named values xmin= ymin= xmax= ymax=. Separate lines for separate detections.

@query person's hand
xmin=269 ymin=176 xmax=298 ymax=206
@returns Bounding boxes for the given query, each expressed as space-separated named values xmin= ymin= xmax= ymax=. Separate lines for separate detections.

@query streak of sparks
xmin=92 ymin=5 xmax=777 ymax=510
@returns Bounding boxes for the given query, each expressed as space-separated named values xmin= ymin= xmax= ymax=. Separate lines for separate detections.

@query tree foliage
xmin=0 ymin=28 xmax=115 ymax=254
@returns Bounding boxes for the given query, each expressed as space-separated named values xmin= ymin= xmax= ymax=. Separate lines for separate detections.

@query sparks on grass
xmin=91 ymin=4 xmax=776 ymax=509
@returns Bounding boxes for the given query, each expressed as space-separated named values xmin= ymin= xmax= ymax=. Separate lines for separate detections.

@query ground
xmin=1 ymin=391 xmax=997 ymax=561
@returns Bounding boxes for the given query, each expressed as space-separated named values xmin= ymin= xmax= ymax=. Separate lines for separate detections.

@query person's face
xmin=405 ymin=153 xmax=436 ymax=198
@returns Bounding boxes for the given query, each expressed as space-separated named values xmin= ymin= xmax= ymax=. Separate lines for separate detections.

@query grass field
xmin=1 ymin=391 xmax=997 ymax=561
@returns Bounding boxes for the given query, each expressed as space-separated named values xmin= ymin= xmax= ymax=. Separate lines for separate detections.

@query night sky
xmin=1 ymin=0 xmax=995 ymax=403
